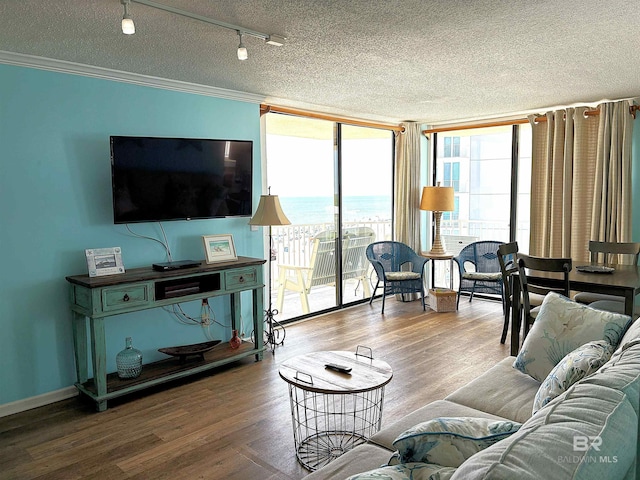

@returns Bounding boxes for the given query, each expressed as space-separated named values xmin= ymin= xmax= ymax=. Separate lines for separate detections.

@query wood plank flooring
xmin=0 ymin=296 xmax=510 ymax=480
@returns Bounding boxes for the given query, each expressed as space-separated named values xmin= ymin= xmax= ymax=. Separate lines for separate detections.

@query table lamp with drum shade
xmin=420 ymin=182 xmax=455 ymax=256
xmin=249 ymin=188 xmax=291 ymax=352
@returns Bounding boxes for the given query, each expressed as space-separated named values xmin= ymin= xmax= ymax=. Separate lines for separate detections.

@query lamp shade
xmin=420 ymin=185 xmax=455 ymax=212
xmin=249 ymin=194 xmax=291 ymax=226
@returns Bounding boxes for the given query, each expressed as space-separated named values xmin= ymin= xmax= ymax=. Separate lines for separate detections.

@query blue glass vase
xmin=116 ymin=337 xmax=143 ymax=379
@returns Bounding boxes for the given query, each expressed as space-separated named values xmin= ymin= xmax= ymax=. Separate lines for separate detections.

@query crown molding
xmin=0 ymin=50 xmax=265 ymax=104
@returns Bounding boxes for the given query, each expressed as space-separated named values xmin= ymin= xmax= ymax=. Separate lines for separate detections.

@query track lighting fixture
xmin=121 ymin=0 xmax=135 ymax=35
xmin=265 ymin=35 xmax=286 ymax=47
xmin=119 ymin=0 xmax=285 ymax=60
xmin=237 ymin=32 xmax=248 ymax=61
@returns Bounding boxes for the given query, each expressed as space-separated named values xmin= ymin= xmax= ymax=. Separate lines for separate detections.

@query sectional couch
xmin=306 ymin=293 xmax=640 ymax=480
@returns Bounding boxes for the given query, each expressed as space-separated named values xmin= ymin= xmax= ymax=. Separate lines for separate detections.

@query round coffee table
xmin=279 ymin=349 xmax=393 ymax=471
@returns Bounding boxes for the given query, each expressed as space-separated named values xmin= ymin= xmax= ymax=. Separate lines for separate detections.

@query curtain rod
xmin=260 ymin=104 xmax=405 ymax=132
xmin=423 ymin=118 xmax=529 ymax=135
xmin=423 ymin=104 xmax=638 ymax=135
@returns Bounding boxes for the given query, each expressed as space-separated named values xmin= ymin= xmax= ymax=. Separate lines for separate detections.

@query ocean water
xmin=279 ymin=196 xmax=392 ymax=224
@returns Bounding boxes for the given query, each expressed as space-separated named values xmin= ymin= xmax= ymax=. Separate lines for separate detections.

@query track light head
xmin=121 ymin=0 xmax=135 ymax=35
xmin=237 ymin=32 xmax=248 ymax=61
xmin=122 ymin=15 xmax=135 ymax=35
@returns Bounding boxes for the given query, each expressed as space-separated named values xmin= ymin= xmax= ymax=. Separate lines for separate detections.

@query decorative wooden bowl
xmin=158 ymin=340 xmax=221 ymax=363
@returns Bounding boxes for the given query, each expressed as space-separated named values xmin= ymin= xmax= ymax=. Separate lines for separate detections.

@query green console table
xmin=66 ymin=256 xmax=266 ymax=411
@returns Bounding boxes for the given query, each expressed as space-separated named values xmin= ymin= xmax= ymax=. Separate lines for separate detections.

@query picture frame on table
xmin=202 ymin=234 xmax=238 ymax=264
xmin=85 ymin=247 xmax=125 ymax=277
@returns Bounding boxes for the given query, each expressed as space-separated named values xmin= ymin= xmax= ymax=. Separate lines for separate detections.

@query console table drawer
xmin=101 ymin=284 xmax=150 ymax=312
xmin=225 ymin=268 xmax=259 ymax=289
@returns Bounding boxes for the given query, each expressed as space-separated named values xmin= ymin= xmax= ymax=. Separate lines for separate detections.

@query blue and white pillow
xmin=532 ymin=340 xmax=614 ymax=414
xmin=514 ymin=292 xmax=630 ymax=382
xmin=391 ymin=417 xmax=521 ymax=468
xmin=346 ymin=463 xmax=456 ymax=480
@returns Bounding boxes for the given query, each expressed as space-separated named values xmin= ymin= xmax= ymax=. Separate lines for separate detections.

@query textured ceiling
xmin=1 ymin=0 xmax=639 ymax=125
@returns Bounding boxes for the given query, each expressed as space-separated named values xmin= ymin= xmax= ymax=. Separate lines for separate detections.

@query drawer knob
xmin=123 ymin=294 xmax=130 ymax=302
xmin=239 ymin=276 xmax=245 ymax=283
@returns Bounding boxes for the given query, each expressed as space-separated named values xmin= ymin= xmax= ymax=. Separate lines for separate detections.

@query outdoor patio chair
xmin=342 ymin=227 xmax=376 ymax=297
xmin=276 ymin=228 xmax=375 ymax=314
xmin=453 ymin=240 xmax=504 ymax=309
xmin=366 ymin=241 xmax=429 ymax=314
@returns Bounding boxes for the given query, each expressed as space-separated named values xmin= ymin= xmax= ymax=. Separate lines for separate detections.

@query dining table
xmin=510 ymin=262 xmax=640 ymax=355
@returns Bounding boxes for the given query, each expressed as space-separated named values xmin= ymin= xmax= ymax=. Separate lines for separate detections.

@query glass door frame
xmin=264 ymin=113 xmax=396 ymax=323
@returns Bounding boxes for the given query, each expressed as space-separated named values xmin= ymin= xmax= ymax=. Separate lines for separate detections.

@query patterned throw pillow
xmin=513 ymin=292 xmax=630 ymax=382
xmin=346 ymin=463 xmax=456 ymax=480
xmin=532 ymin=340 xmax=614 ymax=414
xmin=391 ymin=417 xmax=521 ymax=468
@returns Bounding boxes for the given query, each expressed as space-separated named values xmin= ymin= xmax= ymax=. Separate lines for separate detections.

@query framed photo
xmin=86 ymin=247 xmax=125 ymax=277
xmin=202 ymin=234 xmax=238 ymax=264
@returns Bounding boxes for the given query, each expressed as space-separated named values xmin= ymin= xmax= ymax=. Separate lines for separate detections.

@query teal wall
xmin=0 ymin=64 xmax=264 ymax=405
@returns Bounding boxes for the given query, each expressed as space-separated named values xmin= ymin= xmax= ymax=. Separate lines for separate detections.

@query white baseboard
xmin=0 ymin=387 xmax=78 ymax=418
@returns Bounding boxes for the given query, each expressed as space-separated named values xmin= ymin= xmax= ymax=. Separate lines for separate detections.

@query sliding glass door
xmin=265 ymin=114 xmax=394 ymax=322
xmin=341 ymin=124 xmax=394 ymax=309
xmin=432 ymin=124 xmax=532 ymax=287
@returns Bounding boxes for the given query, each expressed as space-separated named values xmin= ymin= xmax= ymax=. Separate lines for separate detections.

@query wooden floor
xmin=0 ymin=296 xmax=510 ymax=480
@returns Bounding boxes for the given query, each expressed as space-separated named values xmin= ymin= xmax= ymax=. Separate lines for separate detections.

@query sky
xmin=265 ymin=134 xmax=393 ymax=198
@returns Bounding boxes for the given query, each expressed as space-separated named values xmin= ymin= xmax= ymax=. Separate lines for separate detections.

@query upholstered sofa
xmin=306 ymin=293 xmax=640 ymax=480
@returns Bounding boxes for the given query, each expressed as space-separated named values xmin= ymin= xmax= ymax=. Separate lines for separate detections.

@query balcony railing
xmin=269 ymin=219 xmax=526 ymax=322
xmin=272 ymin=221 xmax=391 ymax=267
xmin=270 ymin=221 xmax=391 ymax=321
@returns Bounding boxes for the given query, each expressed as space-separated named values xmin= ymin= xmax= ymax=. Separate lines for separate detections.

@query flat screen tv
xmin=110 ymin=136 xmax=253 ymax=223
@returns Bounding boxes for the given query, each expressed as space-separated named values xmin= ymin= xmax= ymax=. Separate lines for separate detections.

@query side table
xmin=279 ymin=347 xmax=393 ymax=471
xmin=422 ymin=252 xmax=454 ymax=289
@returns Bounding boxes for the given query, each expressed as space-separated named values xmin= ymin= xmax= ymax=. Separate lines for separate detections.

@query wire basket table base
xmin=288 ymin=386 xmax=385 ymax=471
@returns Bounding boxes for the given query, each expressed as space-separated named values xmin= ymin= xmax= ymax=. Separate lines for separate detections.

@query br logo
xmin=573 ymin=435 xmax=602 ymax=452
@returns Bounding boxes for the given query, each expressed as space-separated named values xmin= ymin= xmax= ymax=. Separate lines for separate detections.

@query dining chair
xmin=497 ymin=242 xmax=519 ymax=344
xmin=366 ymin=241 xmax=429 ymax=314
xmin=498 ymin=242 xmax=544 ymax=343
xmin=517 ymin=254 xmax=572 ymax=337
xmin=497 ymin=243 xmax=547 ymax=344
xmin=574 ymin=241 xmax=640 ymax=305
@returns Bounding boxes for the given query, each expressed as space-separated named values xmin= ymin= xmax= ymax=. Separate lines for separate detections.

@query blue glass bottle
xmin=116 ymin=337 xmax=143 ymax=379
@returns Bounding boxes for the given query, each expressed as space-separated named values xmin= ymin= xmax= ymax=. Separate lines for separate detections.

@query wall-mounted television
xmin=110 ymin=136 xmax=253 ymax=223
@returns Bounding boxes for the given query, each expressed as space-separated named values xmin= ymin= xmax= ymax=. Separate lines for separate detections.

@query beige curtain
xmin=591 ymin=100 xmax=634 ymax=243
xmin=529 ymin=101 xmax=634 ymax=262
xmin=394 ymin=122 xmax=422 ymax=250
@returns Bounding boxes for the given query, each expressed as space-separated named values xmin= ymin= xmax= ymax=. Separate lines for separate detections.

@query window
xmin=435 ymin=124 xmax=532 ymax=248
xmin=443 ymin=136 xmax=461 ymax=157
xmin=443 ymin=161 xmax=460 ymax=192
